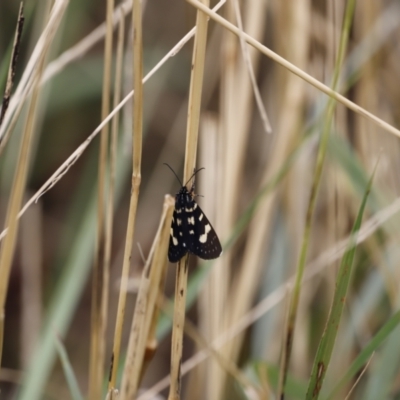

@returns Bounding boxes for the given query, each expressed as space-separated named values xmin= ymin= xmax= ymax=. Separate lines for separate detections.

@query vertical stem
xmin=168 ymin=256 xmax=190 ymax=400
xmin=108 ymin=0 xmax=143 ymax=390
xmin=168 ymin=0 xmax=210 ymax=398
xmin=0 ymin=3 xmax=24 ymax=129
xmin=0 ymin=2 xmax=51 ymax=367
xmin=89 ymin=0 xmax=114 ymax=397
xmin=183 ymin=0 xmax=210 ymax=178
xmin=119 ymin=196 xmax=174 ymax=400
xmin=0 ymin=74 xmax=40 ymax=365
xmin=102 ymin=8 xmax=125 ymax=400
xmin=280 ymin=1 xmax=356 ymax=397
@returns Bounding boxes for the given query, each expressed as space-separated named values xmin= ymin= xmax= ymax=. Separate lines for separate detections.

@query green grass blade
xmin=246 ymin=361 xmax=307 ymax=399
xmin=280 ymin=1 xmax=357 ymax=394
xmin=328 ymin=133 xmax=383 ymax=212
xmin=17 ymin=138 xmax=130 ymax=400
xmin=325 ymin=309 xmax=400 ymax=400
xmin=305 ymin=164 xmax=376 ymax=400
xmin=18 ymin=198 xmax=96 ymax=400
xmin=362 ymin=311 xmax=400 ymax=400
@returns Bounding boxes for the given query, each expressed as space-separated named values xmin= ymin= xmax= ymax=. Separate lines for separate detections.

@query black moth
xmin=165 ymin=164 xmax=222 ymax=263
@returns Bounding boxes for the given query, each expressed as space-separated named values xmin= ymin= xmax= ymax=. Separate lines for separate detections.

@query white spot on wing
xmin=170 ymin=228 xmax=178 ymax=246
xmin=189 ymin=230 xmax=194 ymax=234
xmin=199 ymin=224 xmax=211 ymax=243
xmin=199 ymin=213 xmax=204 ymax=221
xmin=188 ymin=216 xmax=195 ymax=225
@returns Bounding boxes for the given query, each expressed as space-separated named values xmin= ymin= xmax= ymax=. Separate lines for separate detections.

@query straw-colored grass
xmin=1 ymin=1 xmax=400 ymax=400
xmin=88 ymin=0 xmax=115 ymax=397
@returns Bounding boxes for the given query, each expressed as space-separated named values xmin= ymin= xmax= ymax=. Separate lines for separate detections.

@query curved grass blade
xmin=324 ymin=309 xmax=400 ymax=400
xmin=54 ymin=334 xmax=84 ymax=400
xmin=305 ymin=162 xmax=377 ymax=400
xmin=328 ymin=133 xmax=382 ymax=212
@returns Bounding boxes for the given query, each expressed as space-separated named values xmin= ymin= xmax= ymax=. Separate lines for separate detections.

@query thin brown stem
xmin=108 ymin=0 xmax=144 ymax=390
xmin=89 ymin=0 xmax=115 ymax=397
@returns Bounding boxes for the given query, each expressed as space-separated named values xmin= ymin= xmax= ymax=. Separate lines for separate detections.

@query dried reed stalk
xmin=88 ymin=0 xmax=115 ymax=397
xmin=168 ymin=0 xmax=210 ymax=398
xmin=0 ymin=0 xmax=68 ymax=367
xmin=119 ymin=195 xmax=174 ymax=400
xmin=108 ymin=0 xmax=144 ymax=390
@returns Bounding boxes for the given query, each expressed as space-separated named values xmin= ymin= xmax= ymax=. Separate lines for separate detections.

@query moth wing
xmin=168 ymin=208 xmax=189 ymax=263
xmin=189 ymin=202 xmax=222 ymax=260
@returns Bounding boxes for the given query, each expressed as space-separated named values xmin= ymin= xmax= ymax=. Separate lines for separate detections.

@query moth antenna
xmin=184 ymin=167 xmax=205 ymax=188
xmin=163 ymin=163 xmax=183 ymax=187
xmin=164 ymin=163 xmax=205 ymax=188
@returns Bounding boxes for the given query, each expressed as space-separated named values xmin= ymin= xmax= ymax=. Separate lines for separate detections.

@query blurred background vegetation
xmin=1 ymin=0 xmax=400 ymax=399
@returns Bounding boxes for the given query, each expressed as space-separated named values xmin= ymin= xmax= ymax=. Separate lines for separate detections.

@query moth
xmin=164 ymin=164 xmax=222 ymax=263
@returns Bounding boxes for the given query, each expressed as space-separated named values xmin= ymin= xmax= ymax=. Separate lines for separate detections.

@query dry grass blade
xmin=183 ymin=4 xmax=210 ymax=178
xmin=232 ymin=0 xmax=271 ymax=134
xmin=168 ymin=256 xmax=190 ymax=400
xmin=0 ymin=3 xmax=24 ymax=130
xmin=0 ymin=58 xmax=40 ymax=368
xmin=0 ymin=0 xmax=69 ymax=366
xmin=140 ymin=251 xmax=169 ymax=381
xmin=42 ymin=0 xmax=132 ymax=84
xmin=0 ymin=0 xmax=70 ymax=146
xmin=108 ymin=0 xmax=144 ymax=390
xmin=119 ymin=195 xmax=174 ymax=400
xmin=168 ymin=0 xmax=211 ymax=398
xmin=185 ymin=0 xmax=400 ymax=138
xmin=88 ymin=0 xmax=115 ymax=397
xmin=102 ymin=7 xmax=125 ymax=398
xmin=344 ymin=354 xmax=374 ymax=400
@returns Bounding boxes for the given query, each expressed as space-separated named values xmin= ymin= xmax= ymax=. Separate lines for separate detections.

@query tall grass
xmin=1 ymin=1 xmax=400 ymax=399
